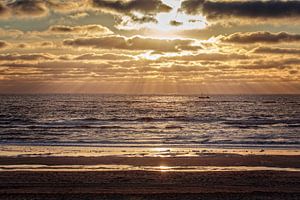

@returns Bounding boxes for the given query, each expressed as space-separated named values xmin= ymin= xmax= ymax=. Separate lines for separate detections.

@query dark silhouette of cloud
xmin=254 ymin=47 xmax=300 ymax=54
xmin=6 ymin=0 xmax=49 ymax=17
xmin=49 ymin=24 xmax=112 ymax=35
xmin=91 ymin=0 xmax=172 ymax=25
xmin=129 ymin=14 xmax=158 ymax=24
xmin=161 ymin=52 xmax=249 ymax=61
xmin=0 ymin=41 xmax=8 ymax=49
xmin=0 ymin=0 xmax=85 ymax=18
xmin=221 ymin=32 xmax=300 ymax=43
xmin=91 ymin=0 xmax=172 ymax=14
xmin=74 ymin=53 xmax=133 ymax=60
xmin=63 ymin=35 xmax=196 ymax=52
xmin=181 ymin=0 xmax=300 ymax=19
xmin=170 ymin=20 xmax=183 ymax=26
xmin=0 ymin=53 xmax=54 ymax=61
xmin=0 ymin=2 xmax=9 ymax=17
xmin=0 ymin=0 xmax=171 ymax=25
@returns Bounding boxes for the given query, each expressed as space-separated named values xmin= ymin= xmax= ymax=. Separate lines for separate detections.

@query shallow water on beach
xmin=0 ymin=94 xmax=300 ymax=148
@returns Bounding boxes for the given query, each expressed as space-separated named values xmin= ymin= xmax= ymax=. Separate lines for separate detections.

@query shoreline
xmin=1 ymin=145 xmax=300 ymax=199
xmin=1 ymin=144 xmax=300 ymax=171
xmin=1 ymin=144 xmax=300 ymax=158
xmin=1 ymin=152 xmax=300 ymax=171
xmin=2 ymin=142 xmax=300 ymax=149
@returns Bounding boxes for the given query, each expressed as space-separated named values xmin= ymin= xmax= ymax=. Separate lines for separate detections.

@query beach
xmin=0 ymin=95 xmax=299 ymax=199
xmin=1 ymin=170 xmax=300 ymax=200
xmin=1 ymin=0 xmax=300 ymax=196
xmin=0 ymin=145 xmax=300 ymax=199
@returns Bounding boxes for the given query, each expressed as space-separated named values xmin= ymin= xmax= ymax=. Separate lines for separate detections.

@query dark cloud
xmin=289 ymin=70 xmax=298 ymax=75
xmin=6 ymin=0 xmax=48 ymax=17
xmin=138 ymin=64 xmax=208 ymax=73
xmin=91 ymin=0 xmax=172 ymax=14
xmin=0 ymin=53 xmax=54 ymax=61
xmin=63 ymin=35 xmax=196 ymax=52
xmin=236 ymin=58 xmax=300 ymax=70
xmin=17 ymin=43 xmax=26 ymax=48
xmin=221 ymin=32 xmax=300 ymax=44
xmin=0 ymin=0 xmax=171 ymax=26
xmin=129 ymin=14 xmax=158 ymax=24
xmin=49 ymin=24 xmax=112 ymax=35
xmin=1 ymin=61 xmax=115 ymax=72
xmin=0 ymin=0 xmax=85 ymax=18
xmin=40 ymin=41 xmax=53 ymax=47
xmin=91 ymin=0 xmax=172 ymax=25
xmin=162 ymin=52 xmax=249 ymax=61
xmin=0 ymin=41 xmax=8 ymax=49
xmin=74 ymin=53 xmax=133 ymax=60
xmin=50 ymin=25 xmax=74 ymax=32
xmin=0 ymin=2 xmax=9 ymax=17
xmin=169 ymin=20 xmax=183 ymax=26
xmin=181 ymin=0 xmax=300 ymax=19
xmin=253 ymin=47 xmax=300 ymax=54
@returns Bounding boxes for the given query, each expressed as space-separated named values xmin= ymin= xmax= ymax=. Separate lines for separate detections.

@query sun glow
xmin=157 ymin=165 xmax=173 ymax=172
xmin=116 ymin=0 xmax=208 ymax=37
xmin=137 ymin=51 xmax=162 ymax=60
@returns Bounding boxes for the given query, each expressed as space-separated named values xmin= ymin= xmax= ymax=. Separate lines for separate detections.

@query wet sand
xmin=0 ymin=152 xmax=300 ymax=199
xmin=1 ymin=154 xmax=300 ymax=168
xmin=0 ymin=170 xmax=300 ymax=199
xmin=1 ymin=145 xmax=300 ymax=199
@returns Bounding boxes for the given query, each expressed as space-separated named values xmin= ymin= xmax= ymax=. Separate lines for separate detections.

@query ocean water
xmin=0 ymin=94 xmax=299 ymax=148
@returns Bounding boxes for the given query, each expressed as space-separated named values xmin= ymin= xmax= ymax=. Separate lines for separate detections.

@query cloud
xmin=289 ymin=70 xmax=298 ymax=75
xmin=49 ymin=24 xmax=113 ymax=35
xmin=0 ymin=0 xmax=173 ymax=31
xmin=91 ymin=0 xmax=172 ymax=14
xmin=74 ymin=53 xmax=134 ymax=60
xmin=6 ymin=0 xmax=49 ymax=17
xmin=0 ymin=0 xmax=172 ymax=21
xmin=0 ymin=53 xmax=54 ymax=61
xmin=63 ymin=35 xmax=197 ymax=52
xmin=0 ymin=0 xmax=87 ymax=19
xmin=0 ymin=41 xmax=8 ymax=49
xmin=236 ymin=58 xmax=300 ymax=70
xmin=128 ymin=14 xmax=158 ymax=24
xmin=91 ymin=0 xmax=172 ymax=27
xmin=162 ymin=52 xmax=249 ymax=61
xmin=170 ymin=20 xmax=183 ymax=26
xmin=0 ymin=28 xmax=24 ymax=38
xmin=0 ymin=2 xmax=9 ymax=17
xmin=253 ymin=47 xmax=300 ymax=54
xmin=220 ymin=32 xmax=300 ymax=44
xmin=181 ymin=0 xmax=300 ymax=19
xmin=139 ymin=64 xmax=209 ymax=73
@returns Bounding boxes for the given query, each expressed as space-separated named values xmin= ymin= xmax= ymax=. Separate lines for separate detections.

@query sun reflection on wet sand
xmin=156 ymin=165 xmax=173 ymax=172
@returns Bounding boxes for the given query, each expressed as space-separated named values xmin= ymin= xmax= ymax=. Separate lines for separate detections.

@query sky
xmin=0 ymin=0 xmax=300 ymax=94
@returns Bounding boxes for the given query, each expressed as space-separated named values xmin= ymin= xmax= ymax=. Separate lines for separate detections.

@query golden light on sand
xmin=157 ymin=165 xmax=172 ymax=172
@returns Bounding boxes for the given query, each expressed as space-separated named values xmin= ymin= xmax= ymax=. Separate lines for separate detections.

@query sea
xmin=0 ymin=94 xmax=299 ymax=148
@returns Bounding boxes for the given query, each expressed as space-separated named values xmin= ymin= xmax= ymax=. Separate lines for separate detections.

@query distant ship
xmin=198 ymin=96 xmax=210 ymax=99
xmin=198 ymin=93 xmax=210 ymax=99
